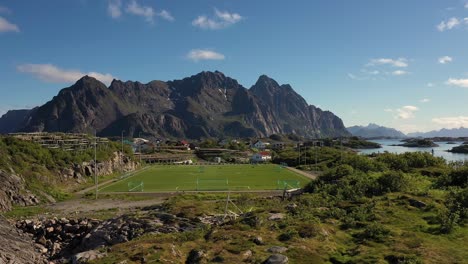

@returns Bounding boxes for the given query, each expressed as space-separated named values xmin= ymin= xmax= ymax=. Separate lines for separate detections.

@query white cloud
xmin=368 ymin=58 xmax=408 ymax=68
xmin=427 ymin=82 xmax=434 ymax=87
xmin=17 ymin=64 xmax=115 ymax=85
xmin=108 ymin=0 xmax=122 ymax=19
xmin=384 ymin=108 xmax=393 ymax=112
xmin=348 ymin=73 xmax=360 ymax=80
xmin=432 ymin=116 xmax=468 ymax=129
xmin=446 ymin=78 xmax=468 ymax=88
xmin=192 ymin=8 xmax=243 ymax=30
xmin=126 ymin=0 xmax=155 ymax=24
xmin=438 ymin=56 xmax=453 ymax=64
xmin=157 ymin=10 xmax=174 ymax=22
xmin=437 ymin=17 xmax=460 ymax=31
xmin=420 ymin=98 xmax=430 ymax=103
xmin=187 ymin=49 xmax=225 ymax=62
xmin=0 ymin=16 xmax=19 ymax=32
xmin=396 ymin=105 xmax=419 ymax=119
xmin=391 ymin=70 xmax=409 ymax=76
xmin=465 ymin=2 xmax=468 ymax=9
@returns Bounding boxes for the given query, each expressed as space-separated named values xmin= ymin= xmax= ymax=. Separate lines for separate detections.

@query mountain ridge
xmin=347 ymin=123 xmax=406 ymax=138
xmin=0 ymin=71 xmax=350 ymax=139
xmin=407 ymin=127 xmax=468 ymax=138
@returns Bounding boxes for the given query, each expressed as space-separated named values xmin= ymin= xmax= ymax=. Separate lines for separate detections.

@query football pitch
xmin=99 ymin=164 xmax=311 ymax=193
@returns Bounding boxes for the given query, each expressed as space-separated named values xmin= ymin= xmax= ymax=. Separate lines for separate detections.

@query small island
xmin=344 ymin=137 xmax=382 ymax=149
xmin=393 ymin=139 xmax=439 ymax=148
xmin=448 ymin=144 xmax=468 ymax=154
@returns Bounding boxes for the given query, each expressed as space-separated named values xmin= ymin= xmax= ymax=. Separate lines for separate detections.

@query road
xmin=286 ymin=166 xmax=319 ymax=180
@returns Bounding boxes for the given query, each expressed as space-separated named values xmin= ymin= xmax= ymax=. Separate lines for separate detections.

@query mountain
xmin=407 ymin=127 xmax=468 ymax=138
xmin=347 ymin=123 xmax=406 ymax=138
xmin=0 ymin=108 xmax=37 ymax=134
xmin=0 ymin=71 xmax=350 ymax=139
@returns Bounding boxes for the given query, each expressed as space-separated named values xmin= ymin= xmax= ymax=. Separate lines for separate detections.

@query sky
xmin=1 ymin=0 xmax=468 ymax=133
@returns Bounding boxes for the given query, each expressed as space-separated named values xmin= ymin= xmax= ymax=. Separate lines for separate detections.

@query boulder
xmin=263 ymin=254 xmax=288 ymax=264
xmin=253 ymin=236 xmax=264 ymax=245
xmin=409 ymin=199 xmax=427 ymax=209
xmin=72 ymin=250 xmax=106 ymax=264
xmin=268 ymin=213 xmax=285 ymax=221
xmin=267 ymin=246 xmax=288 ymax=254
xmin=185 ymin=249 xmax=206 ymax=264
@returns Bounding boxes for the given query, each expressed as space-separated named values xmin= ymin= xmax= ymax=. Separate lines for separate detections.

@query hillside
xmin=408 ymin=127 xmax=468 ymax=138
xmin=0 ymin=71 xmax=350 ymax=139
xmin=347 ymin=123 xmax=406 ymax=138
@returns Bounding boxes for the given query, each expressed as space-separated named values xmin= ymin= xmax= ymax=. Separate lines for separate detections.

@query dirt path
xmin=286 ymin=167 xmax=319 ymax=180
xmin=47 ymin=197 xmax=166 ymax=214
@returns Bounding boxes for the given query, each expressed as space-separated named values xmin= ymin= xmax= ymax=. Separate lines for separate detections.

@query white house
xmin=251 ymin=140 xmax=268 ymax=150
xmin=251 ymin=151 xmax=272 ymax=162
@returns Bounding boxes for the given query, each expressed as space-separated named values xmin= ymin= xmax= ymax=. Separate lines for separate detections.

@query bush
xmin=356 ymin=222 xmax=390 ymax=242
xmin=377 ymin=171 xmax=409 ymax=194
xmin=278 ymin=228 xmax=297 ymax=241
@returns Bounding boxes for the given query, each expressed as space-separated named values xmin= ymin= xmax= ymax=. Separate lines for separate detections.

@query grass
xmin=99 ymin=164 xmax=310 ymax=193
xmin=3 ymin=205 xmax=53 ymax=219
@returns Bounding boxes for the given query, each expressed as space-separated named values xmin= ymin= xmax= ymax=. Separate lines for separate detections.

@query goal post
xmin=277 ymin=179 xmax=301 ymax=190
xmin=128 ymin=181 xmax=144 ymax=192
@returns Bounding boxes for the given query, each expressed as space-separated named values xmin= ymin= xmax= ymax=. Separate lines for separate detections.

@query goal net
xmin=128 ymin=181 xmax=144 ymax=192
xmin=277 ymin=179 xmax=300 ymax=190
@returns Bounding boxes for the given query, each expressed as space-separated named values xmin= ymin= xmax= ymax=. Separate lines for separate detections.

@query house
xmin=178 ymin=140 xmax=190 ymax=147
xmin=251 ymin=140 xmax=267 ymax=150
xmin=271 ymin=142 xmax=286 ymax=150
xmin=251 ymin=151 xmax=272 ymax=162
xmin=132 ymin=138 xmax=154 ymax=153
xmin=177 ymin=140 xmax=191 ymax=150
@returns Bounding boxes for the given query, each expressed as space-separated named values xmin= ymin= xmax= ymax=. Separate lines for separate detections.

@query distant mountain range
xmin=347 ymin=123 xmax=406 ymax=139
xmin=407 ymin=127 xmax=468 ymax=138
xmin=0 ymin=71 xmax=350 ymax=139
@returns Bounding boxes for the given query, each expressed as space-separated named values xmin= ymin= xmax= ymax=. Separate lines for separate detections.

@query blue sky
xmin=1 ymin=0 xmax=468 ymax=133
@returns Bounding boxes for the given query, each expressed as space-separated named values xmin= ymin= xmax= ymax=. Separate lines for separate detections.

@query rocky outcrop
xmin=0 ymin=152 xmax=136 ymax=213
xmin=0 ymin=216 xmax=47 ymax=264
xmin=0 ymin=170 xmax=40 ymax=212
xmin=3 ymin=71 xmax=350 ymax=139
xmin=15 ymin=209 xmax=204 ymax=262
xmin=60 ymin=152 xmax=137 ymax=182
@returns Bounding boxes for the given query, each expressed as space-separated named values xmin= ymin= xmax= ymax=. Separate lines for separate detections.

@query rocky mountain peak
xmin=0 ymin=71 xmax=350 ymax=139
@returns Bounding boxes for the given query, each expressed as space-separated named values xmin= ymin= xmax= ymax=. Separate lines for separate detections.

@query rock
xmin=36 ymin=235 xmax=47 ymax=246
xmin=253 ymin=236 xmax=264 ymax=245
xmin=242 ymin=250 xmax=253 ymax=260
xmin=268 ymin=213 xmax=285 ymax=221
xmin=267 ymin=246 xmax=288 ymax=254
xmin=263 ymin=254 xmax=289 ymax=264
xmin=285 ymin=203 xmax=297 ymax=212
xmin=46 ymin=226 xmax=54 ymax=234
xmin=186 ymin=249 xmax=206 ymax=264
xmin=36 ymin=243 xmax=48 ymax=254
xmin=72 ymin=250 xmax=106 ymax=264
xmin=409 ymin=199 xmax=427 ymax=209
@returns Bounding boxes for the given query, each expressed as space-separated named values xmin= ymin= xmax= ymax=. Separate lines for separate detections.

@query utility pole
xmin=94 ymin=129 xmax=98 ymax=200
xmin=139 ymin=132 xmax=142 ymax=164
xmin=298 ymin=144 xmax=301 ymax=165
xmin=121 ymin=130 xmax=125 ymax=172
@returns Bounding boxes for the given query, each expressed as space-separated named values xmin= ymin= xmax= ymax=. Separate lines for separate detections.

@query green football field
xmin=99 ymin=164 xmax=311 ymax=192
